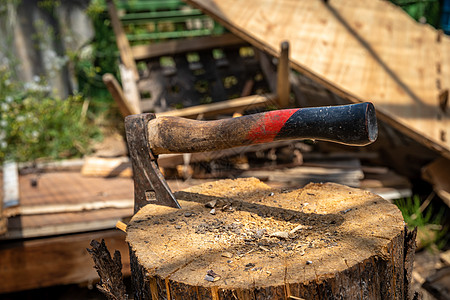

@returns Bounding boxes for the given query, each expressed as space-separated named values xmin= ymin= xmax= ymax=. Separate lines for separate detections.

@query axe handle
xmin=147 ymin=102 xmax=377 ymax=155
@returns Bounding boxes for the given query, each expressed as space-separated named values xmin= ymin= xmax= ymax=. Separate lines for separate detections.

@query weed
xmin=394 ymin=194 xmax=448 ymax=250
xmin=0 ymin=68 xmax=101 ymax=163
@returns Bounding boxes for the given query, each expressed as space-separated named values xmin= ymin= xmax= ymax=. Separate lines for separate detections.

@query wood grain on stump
xmin=127 ymin=178 xmax=410 ymax=299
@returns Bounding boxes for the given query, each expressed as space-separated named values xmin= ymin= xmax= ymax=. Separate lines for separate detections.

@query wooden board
xmin=3 ymin=161 xmax=19 ymax=208
xmin=0 ymin=172 xmax=5 ymax=235
xmin=127 ymin=178 xmax=411 ymax=299
xmin=0 ymin=229 xmax=130 ymax=294
xmin=3 ymin=208 xmax=132 ymax=239
xmin=422 ymin=157 xmax=450 ymax=208
xmin=0 ymin=171 xmax=215 ymax=239
xmin=1 ymin=172 xmax=134 ymax=239
xmin=184 ymin=0 xmax=450 ymax=158
xmin=16 ymin=172 xmax=133 ymax=206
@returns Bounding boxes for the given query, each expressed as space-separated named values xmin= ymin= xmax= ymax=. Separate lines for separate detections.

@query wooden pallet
xmin=105 ymin=0 xmax=292 ymax=119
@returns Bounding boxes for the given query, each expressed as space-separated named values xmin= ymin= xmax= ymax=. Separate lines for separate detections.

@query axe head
xmin=125 ymin=113 xmax=181 ymax=213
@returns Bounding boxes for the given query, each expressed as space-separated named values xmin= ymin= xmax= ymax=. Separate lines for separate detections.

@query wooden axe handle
xmin=147 ymin=102 xmax=377 ymax=155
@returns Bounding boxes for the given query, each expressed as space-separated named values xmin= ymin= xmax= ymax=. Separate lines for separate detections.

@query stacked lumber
xmin=80 ymin=139 xmax=412 ymax=202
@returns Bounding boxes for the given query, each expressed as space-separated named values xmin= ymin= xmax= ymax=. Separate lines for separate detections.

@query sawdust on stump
xmin=127 ymin=178 xmax=408 ymax=299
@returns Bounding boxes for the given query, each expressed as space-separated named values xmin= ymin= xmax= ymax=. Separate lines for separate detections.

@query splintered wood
xmin=127 ymin=178 xmax=410 ymax=299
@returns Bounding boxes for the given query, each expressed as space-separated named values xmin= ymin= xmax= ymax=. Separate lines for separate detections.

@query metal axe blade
xmin=125 ymin=113 xmax=181 ymax=212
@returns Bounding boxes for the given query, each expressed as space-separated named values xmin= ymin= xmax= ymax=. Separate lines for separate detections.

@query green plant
xmin=0 ymin=68 xmax=100 ymax=163
xmin=394 ymin=194 xmax=448 ymax=250
xmin=74 ymin=0 xmax=119 ymax=114
xmin=0 ymin=0 xmax=102 ymax=164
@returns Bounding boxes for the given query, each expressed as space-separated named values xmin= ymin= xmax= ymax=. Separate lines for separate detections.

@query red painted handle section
xmin=245 ymin=109 xmax=298 ymax=143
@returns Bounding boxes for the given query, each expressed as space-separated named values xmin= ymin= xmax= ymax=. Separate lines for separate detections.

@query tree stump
xmin=127 ymin=178 xmax=415 ymax=299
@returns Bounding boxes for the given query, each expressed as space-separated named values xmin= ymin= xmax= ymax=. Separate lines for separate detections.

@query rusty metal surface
xmin=125 ymin=113 xmax=181 ymax=212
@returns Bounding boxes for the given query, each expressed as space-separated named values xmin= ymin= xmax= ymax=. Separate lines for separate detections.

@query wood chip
xmin=440 ymin=250 xmax=450 ymax=266
xmin=289 ymin=224 xmax=304 ymax=235
xmin=289 ymin=296 xmax=306 ymax=300
xmin=270 ymin=231 xmax=289 ymax=239
xmin=259 ymin=245 xmax=270 ymax=252
xmin=205 ymin=200 xmax=217 ymax=208
xmin=205 ymin=270 xmax=221 ymax=282
xmin=221 ymin=252 xmax=233 ymax=258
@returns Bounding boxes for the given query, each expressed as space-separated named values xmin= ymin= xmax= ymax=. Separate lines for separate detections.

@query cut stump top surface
xmin=127 ymin=178 xmax=404 ymax=290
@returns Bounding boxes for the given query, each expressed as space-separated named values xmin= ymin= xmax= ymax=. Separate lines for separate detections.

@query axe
xmin=125 ymin=102 xmax=377 ymax=212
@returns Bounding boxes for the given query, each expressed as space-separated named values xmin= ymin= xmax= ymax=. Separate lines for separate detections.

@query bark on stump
xmin=127 ymin=178 xmax=414 ymax=299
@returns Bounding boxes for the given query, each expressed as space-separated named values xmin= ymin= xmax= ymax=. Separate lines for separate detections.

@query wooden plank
xmin=4 ymin=199 xmax=133 ymax=217
xmin=106 ymin=0 xmax=139 ymax=80
xmin=11 ymin=210 xmax=129 ymax=238
xmin=18 ymin=158 xmax=85 ymax=173
xmin=0 ymin=172 xmax=5 ymax=235
xmin=241 ymin=167 xmax=363 ymax=187
xmin=0 ymin=217 xmax=5 ymax=236
xmin=422 ymin=266 xmax=450 ymax=300
xmin=154 ymin=93 xmax=277 ymax=118
xmin=363 ymin=187 xmax=412 ymax=201
xmin=422 ymin=157 xmax=450 ymax=208
xmin=3 ymin=161 xmax=19 ymax=208
xmin=2 ymin=208 xmax=132 ymax=240
xmin=17 ymin=172 xmax=133 ymax=206
xmin=81 ymin=156 xmax=132 ymax=178
xmin=131 ymin=33 xmax=246 ymax=61
xmin=103 ymin=73 xmax=140 ymax=116
xmin=1 ymin=171 xmax=134 ymax=239
xmin=0 ymin=229 xmax=130 ymax=294
xmin=184 ymin=0 xmax=450 ymax=158
xmin=276 ymin=41 xmax=290 ymax=107
xmin=118 ymin=64 xmax=142 ymax=114
xmin=157 ymin=140 xmax=301 ymax=168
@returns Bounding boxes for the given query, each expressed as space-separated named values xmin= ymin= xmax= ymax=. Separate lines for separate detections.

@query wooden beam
xmin=103 ymin=73 xmax=140 ymax=116
xmin=153 ymin=93 xmax=277 ymax=118
xmin=81 ymin=156 xmax=132 ymax=178
xmin=422 ymin=157 xmax=450 ymax=208
xmin=131 ymin=33 xmax=246 ymax=61
xmin=157 ymin=140 xmax=300 ymax=168
xmin=1 ymin=216 xmax=128 ymax=240
xmin=3 ymin=161 xmax=19 ymax=209
xmin=0 ymin=171 xmax=5 ymax=235
xmin=119 ymin=65 xmax=142 ymax=114
xmin=276 ymin=41 xmax=291 ymax=108
xmin=106 ymin=0 xmax=139 ymax=80
xmin=0 ymin=229 xmax=130 ymax=294
xmin=18 ymin=158 xmax=85 ymax=173
xmin=3 ymin=199 xmax=133 ymax=217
